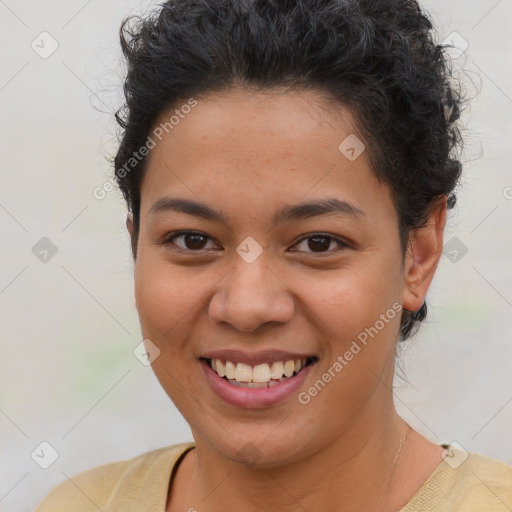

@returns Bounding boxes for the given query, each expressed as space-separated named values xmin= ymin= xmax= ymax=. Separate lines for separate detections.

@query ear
xmin=402 ymin=197 xmax=447 ymax=312
xmin=126 ymin=213 xmax=137 ymax=260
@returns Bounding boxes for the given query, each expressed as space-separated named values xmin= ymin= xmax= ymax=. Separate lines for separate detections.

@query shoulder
xmin=402 ymin=444 xmax=512 ymax=511
xmin=34 ymin=442 xmax=195 ymax=512
xmin=448 ymin=447 xmax=512 ymax=509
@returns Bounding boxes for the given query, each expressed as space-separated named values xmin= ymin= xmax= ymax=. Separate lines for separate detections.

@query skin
xmin=126 ymin=87 xmax=447 ymax=512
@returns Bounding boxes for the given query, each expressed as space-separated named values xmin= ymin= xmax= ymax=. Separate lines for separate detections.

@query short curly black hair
xmin=114 ymin=0 xmax=465 ymax=341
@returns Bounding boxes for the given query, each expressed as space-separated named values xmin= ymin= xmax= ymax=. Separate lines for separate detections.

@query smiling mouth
xmin=201 ymin=357 xmax=317 ymax=389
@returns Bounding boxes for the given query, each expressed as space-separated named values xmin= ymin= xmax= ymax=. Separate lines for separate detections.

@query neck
xmin=172 ymin=402 xmax=423 ymax=512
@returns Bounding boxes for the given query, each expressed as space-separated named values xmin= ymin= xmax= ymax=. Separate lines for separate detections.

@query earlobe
xmin=126 ymin=213 xmax=137 ymax=260
xmin=402 ymin=197 xmax=447 ymax=312
xmin=126 ymin=212 xmax=134 ymax=237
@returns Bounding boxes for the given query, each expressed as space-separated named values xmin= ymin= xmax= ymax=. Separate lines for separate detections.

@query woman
xmin=35 ymin=0 xmax=512 ymax=510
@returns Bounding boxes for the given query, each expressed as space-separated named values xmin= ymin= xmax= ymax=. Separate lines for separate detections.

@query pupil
xmin=186 ymin=234 xmax=207 ymax=250
xmin=308 ymin=236 xmax=330 ymax=252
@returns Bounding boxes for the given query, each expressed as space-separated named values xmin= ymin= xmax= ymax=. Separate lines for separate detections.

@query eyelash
xmin=161 ymin=230 xmax=349 ymax=254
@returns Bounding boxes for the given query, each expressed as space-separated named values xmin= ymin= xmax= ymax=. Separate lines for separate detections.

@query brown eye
xmin=164 ymin=231 xmax=217 ymax=251
xmin=292 ymin=234 xmax=347 ymax=254
xmin=182 ymin=233 xmax=208 ymax=250
xmin=306 ymin=236 xmax=332 ymax=252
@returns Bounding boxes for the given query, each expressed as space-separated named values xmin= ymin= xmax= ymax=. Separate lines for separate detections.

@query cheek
xmin=133 ymin=253 xmax=200 ymax=339
xmin=133 ymin=256 xmax=204 ymax=409
xmin=294 ymin=266 xmax=402 ymax=430
xmin=296 ymin=258 xmax=403 ymax=341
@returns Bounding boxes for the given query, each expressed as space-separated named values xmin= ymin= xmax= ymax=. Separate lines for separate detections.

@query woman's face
xmin=130 ymin=88 xmax=433 ymax=467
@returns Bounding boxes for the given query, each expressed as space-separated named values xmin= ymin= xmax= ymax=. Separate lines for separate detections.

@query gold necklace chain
xmin=393 ymin=424 xmax=411 ymax=466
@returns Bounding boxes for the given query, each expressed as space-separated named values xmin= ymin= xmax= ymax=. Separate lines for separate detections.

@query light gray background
xmin=1 ymin=1 xmax=511 ymax=510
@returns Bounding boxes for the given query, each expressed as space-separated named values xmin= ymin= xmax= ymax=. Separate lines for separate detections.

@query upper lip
xmin=200 ymin=349 xmax=317 ymax=366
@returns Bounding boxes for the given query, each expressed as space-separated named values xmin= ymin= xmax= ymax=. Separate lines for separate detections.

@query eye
xmin=162 ymin=231 xmax=348 ymax=254
xmin=291 ymin=233 xmax=348 ymax=254
xmin=163 ymin=231 xmax=219 ymax=251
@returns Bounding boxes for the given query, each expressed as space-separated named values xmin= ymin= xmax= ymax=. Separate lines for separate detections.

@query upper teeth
xmin=210 ymin=359 xmax=307 ymax=383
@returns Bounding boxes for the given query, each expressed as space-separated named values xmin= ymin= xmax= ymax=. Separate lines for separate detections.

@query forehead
xmin=139 ymin=87 xmax=392 ymax=221
xmin=152 ymin=87 xmax=357 ymax=158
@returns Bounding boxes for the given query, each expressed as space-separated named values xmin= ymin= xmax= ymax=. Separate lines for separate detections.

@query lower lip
xmin=200 ymin=359 xmax=315 ymax=408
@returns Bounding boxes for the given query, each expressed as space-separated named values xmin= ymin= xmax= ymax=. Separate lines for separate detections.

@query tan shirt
xmin=35 ymin=443 xmax=512 ymax=511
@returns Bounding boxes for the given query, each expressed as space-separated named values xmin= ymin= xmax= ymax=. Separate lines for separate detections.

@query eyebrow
xmin=148 ymin=196 xmax=365 ymax=226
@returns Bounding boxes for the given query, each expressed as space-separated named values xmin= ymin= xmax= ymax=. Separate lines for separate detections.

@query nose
xmin=208 ymin=254 xmax=295 ymax=332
